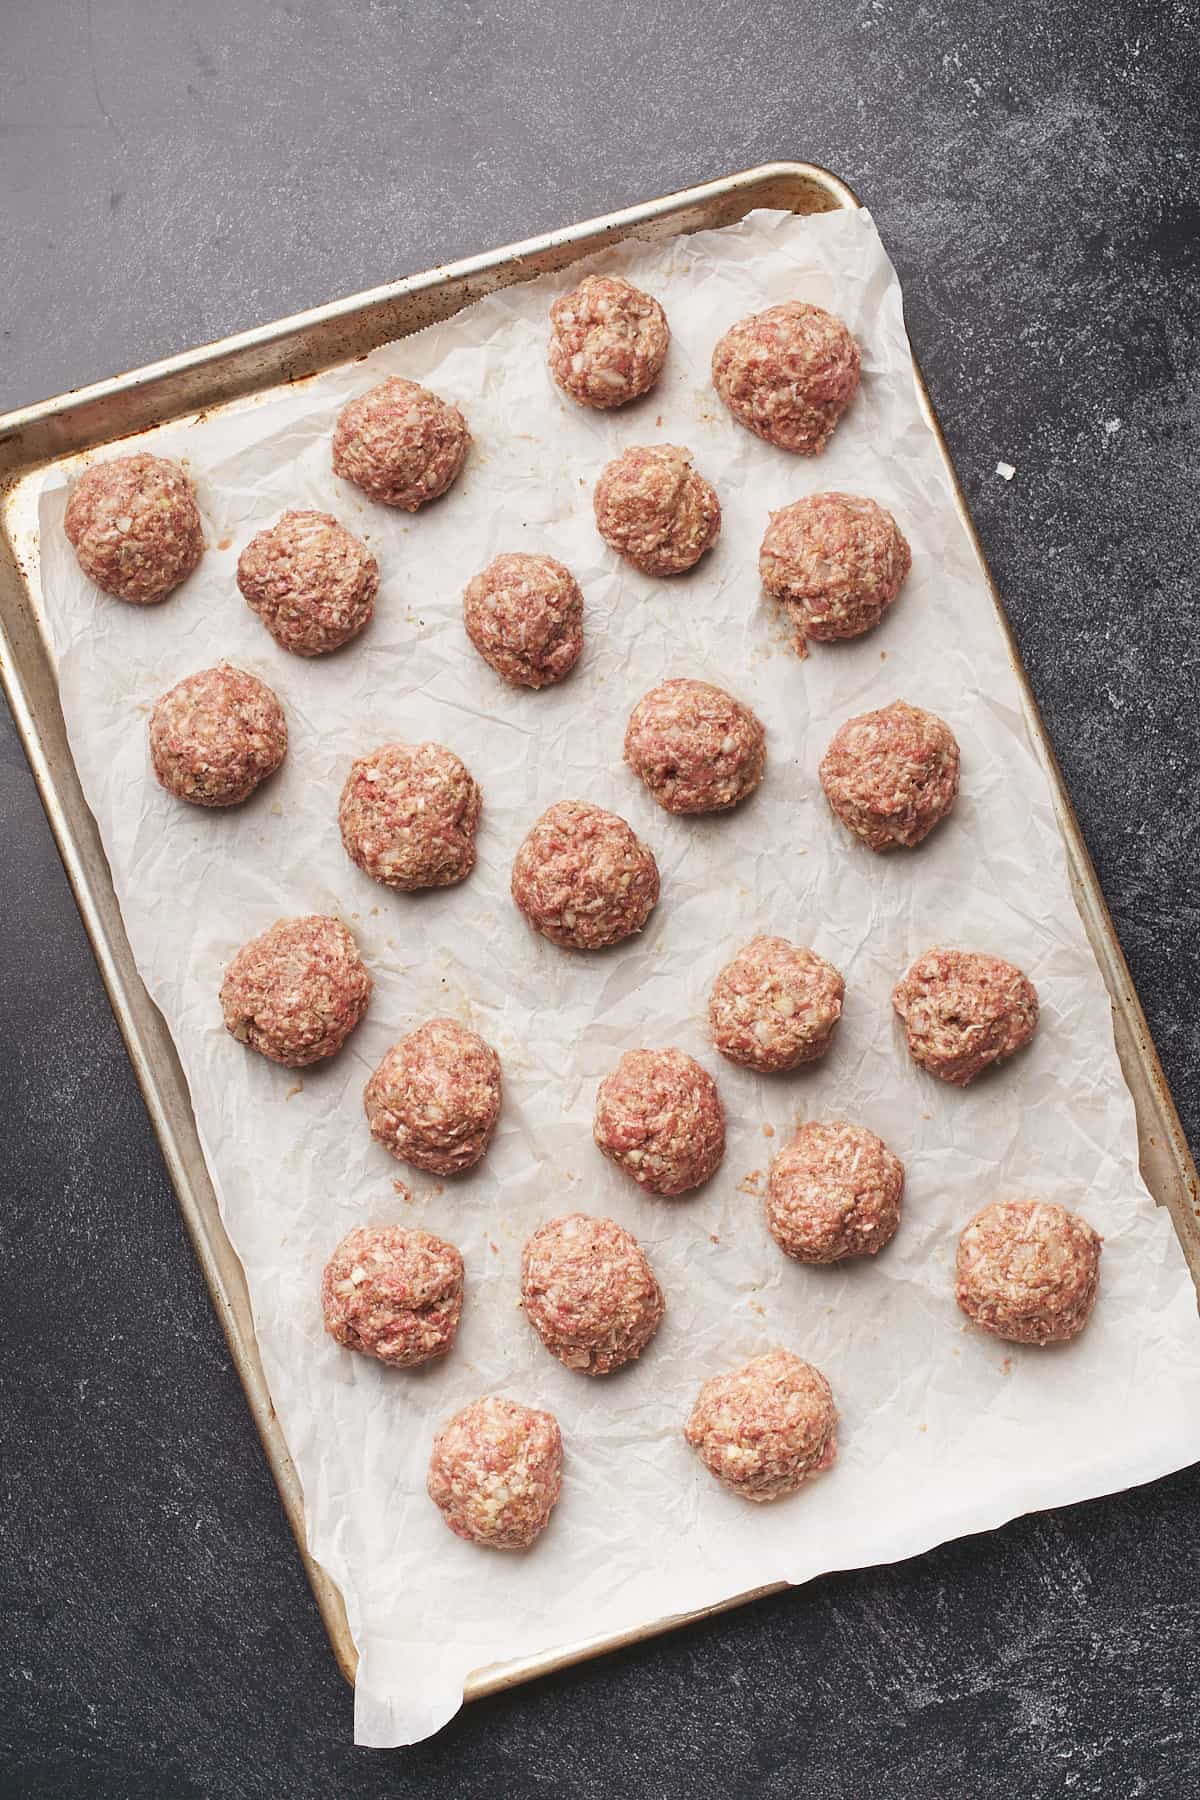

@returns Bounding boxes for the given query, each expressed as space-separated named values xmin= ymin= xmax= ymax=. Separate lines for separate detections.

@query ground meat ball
xmin=685 ymin=1349 xmax=838 ymax=1503
xmin=820 ymin=700 xmax=960 ymax=852
xmin=463 ymin=552 xmax=584 ymax=689
xmin=149 ymin=663 xmax=287 ymax=807
xmin=593 ymin=444 xmax=720 ymax=576
xmin=767 ymin=1120 xmax=904 ymax=1264
xmin=711 ymin=302 xmax=861 ymax=455
xmin=338 ymin=742 xmax=481 ymax=891
xmin=320 ymin=1225 xmax=463 ymax=1368
xmin=427 ymin=1396 xmax=563 ymax=1550
xmin=521 ymin=1214 xmax=664 ymax=1375
xmin=760 ymin=493 xmax=911 ymax=646
xmin=547 ymin=274 xmax=669 ymax=409
xmin=709 ymin=936 xmax=844 ymax=1073
xmin=956 ymin=1199 xmax=1102 ymax=1345
xmin=236 ymin=510 xmax=378 ymax=656
xmin=332 ymin=376 xmax=470 ymax=510
xmin=364 ymin=1018 xmax=501 ymax=1175
xmin=893 ymin=948 xmax=1039 ymax=1086
xmin=511 ymin=800 xmax=659 ymax=950
xmin=64 ymin=453 xmax=203 ymax=603
xmin=220 ymin=916 xmax=371 ymax=1067
xmin=593 ymin=1049 xmax=725 ymax=1196
xmin=624 ymin=679 xmax=766 ymax=815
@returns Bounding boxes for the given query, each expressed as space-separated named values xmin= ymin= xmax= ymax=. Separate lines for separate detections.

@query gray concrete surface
xmin=2 ymin=1 xmax=1198 ymax=1794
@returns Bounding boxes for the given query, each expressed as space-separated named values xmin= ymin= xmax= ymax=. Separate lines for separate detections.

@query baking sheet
xmin=36 ymin=206 xmax=1200 ymax=1747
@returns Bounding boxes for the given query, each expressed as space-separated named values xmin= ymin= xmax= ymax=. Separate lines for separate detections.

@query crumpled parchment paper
xmin=38 ymin=207 xmax=1200 ymax=1747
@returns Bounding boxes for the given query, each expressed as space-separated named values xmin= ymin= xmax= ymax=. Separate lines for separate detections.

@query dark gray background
xmin=3 ymin=2 xmax=1198 ymax=1795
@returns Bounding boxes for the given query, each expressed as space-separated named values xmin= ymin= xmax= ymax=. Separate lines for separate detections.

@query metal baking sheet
xmin=2 ymin=161 xmax=1196 ymax=1704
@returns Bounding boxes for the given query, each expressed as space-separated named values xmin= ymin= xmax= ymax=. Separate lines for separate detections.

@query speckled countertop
xmin=3 ymin=3 xmax=1198 ymax=1795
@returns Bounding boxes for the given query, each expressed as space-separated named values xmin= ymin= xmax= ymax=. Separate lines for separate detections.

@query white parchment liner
xmin=38 ymin=209 xmax=1200 ymax=1746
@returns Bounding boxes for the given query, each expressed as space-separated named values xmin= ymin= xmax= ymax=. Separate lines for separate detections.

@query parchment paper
xmin=38 ymin=208 xmax=1200 ymax=1747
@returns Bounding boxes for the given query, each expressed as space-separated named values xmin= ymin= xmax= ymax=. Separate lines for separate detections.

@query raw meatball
xmin=711 ymin=302 xmax=861 ymax=454
xmin=511 ymin=800 xmax=659 ymax=950
xmin=893 ymin=948 xmax=1039 ymax=1086
xmin=64 ymin=453 xmax=203 ymax=603
xmin=521 ymin=1213 xmax=664 ymax=1375
xmin=149 ymin=663 xmax=287 ymax=807
xmin=463 ymin=552 xmax=584 ymax=689
xmin=593 ymin=444 xmax=720 ymax=576
xmin=956 ymin=1198 xmax=1101 ymax=1345
xmin=767 ymin=1120 xmax=904 ymax=1264
xmin=685 ymin=1349 xmax=838 ymax=1503
xmin=427 ymin=1396 xmax=563 ymax=1549
xmin=320 ymin=1224 xmax=463 ymax=1368
xmin=332 ymin=376 xmax=470 ymax=510
xmin=760 ymin=493 xmax=911 ymax=646
xmin=593 ymin=1048 xmax=725 ymax=1196
xmin=709 ymin=936 xmax=844 ymax=1072
xmin=364 ymin=1017 xmax=501 ymax=1175
xmin=820 ymin=700 xmax=960 ymax=852
xmin=624 ymin=678 xmax=766 ymax=815
xmin=548 ymin=274 xmax=669 ymax=409
xmin=236 ymin=509 xmax=378 ymax=656
xmin=339 ymin=742 xmax=481 ymax=891
xmin=220 ymin=915 xmax=372 ymax=1067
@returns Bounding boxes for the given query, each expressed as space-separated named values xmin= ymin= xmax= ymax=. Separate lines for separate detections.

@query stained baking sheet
xmin=24 ymin=201 xmax=1200 ymax=1746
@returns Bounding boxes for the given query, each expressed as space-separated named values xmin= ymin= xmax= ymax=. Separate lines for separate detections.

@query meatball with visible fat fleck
xmin=625 ymin=678 xmax=765 ymax=815
xmin=364 ymin=1017 xmax=501 ymax=1176
xmin=593 ymin=1048 xmax=725 ymax=1196
xmin=463 ymin=552 xmax=584 ymax=689
xmin=237 ymin=510 xmax=378 ymax=656
xmin=332 ymin=376 xmax=470 ymax=510
xmin=321 ymin=1224 xmax=463 ymax=1368
xmin=767 ymin=1120 xmax=904 ymax=1264
xmin=521 ymin=1213 xmax=664 ymax=1375
xmin=820 ymin=700 xmax=960 ymax=852
xmin=893 ymin=948 xmax=1039 ymax=1086
xmin=65 ymin=453 xmax=203 ymax=603
xmin=709 ymin=936 xmax=844 ymax=1073
xmin=760 ymin=493 xmax=910 ymax=647
xmin=338 ymin=741 xmax=481 ymax=891
xmin=956 ymin=1199 xmax=1101 ymax=1345
xmin=712 ymin=302 xmax=861 ymax=454
xmin=593 ymin=444 xmax=720 ymax=576
xmin=548 ymin=274 xmax=669 ymax=409
xmin=220 ymin=915 xmax=372 ymax=1067
xmin=685 ymin=1349 xmax=838 ymax=1503
xmin=149 ymin=663 xmax=287 ymax=807
xmin=511 ymin=800 xmax=659 ymax=950
xmin=427 ymin=1396 xmax=563 ymax=1549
